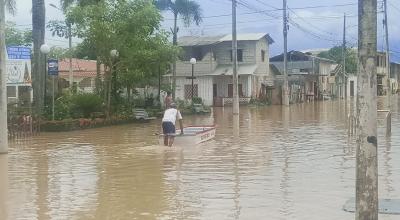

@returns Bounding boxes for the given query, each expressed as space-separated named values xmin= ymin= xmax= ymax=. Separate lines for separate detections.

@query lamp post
xmin=40 ymin=44 xmax=51 ymax=119
xmin=189 ymin=58 xmax=196 ymax=100
xmin=110 ymin=49 xmax=119 ymax=98
xmin=107 ymin=49 xmax=118 ymax=117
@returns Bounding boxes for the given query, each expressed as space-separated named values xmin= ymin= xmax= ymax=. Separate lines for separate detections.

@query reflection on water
xmin=1 ymin=97 xmax=400 ymax=219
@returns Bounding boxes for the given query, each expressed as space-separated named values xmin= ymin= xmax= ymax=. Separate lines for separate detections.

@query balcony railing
xmin=222 ymin=97 xmax=251 ymax=106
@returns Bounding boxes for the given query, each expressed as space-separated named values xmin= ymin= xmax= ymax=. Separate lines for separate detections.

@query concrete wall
xmin=255 ymin=38 xmax=270 ymax=75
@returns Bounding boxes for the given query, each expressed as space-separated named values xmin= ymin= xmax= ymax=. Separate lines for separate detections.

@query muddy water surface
xmin=1 ymin=98 xmax=400 ymax=220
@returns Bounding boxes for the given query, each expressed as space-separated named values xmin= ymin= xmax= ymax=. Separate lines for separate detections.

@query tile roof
xmin=58 ymin=58 xmax=105 ymax=78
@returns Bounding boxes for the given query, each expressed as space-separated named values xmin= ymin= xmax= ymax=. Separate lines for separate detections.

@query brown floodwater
xmin=1 ymin=97 xmax=400 ymax=220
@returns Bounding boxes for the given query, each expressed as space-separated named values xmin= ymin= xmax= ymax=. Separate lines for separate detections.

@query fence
xmin=8 ymin=115 xmax=41 ymax=139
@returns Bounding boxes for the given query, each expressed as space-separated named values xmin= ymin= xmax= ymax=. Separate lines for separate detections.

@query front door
xmin=213 ymin=84 xmax=217 ymax=97
xmin=350 ymin=81 xmax=354 ymax=97
xmin=228 ymin=84 xmax=243 ymax=97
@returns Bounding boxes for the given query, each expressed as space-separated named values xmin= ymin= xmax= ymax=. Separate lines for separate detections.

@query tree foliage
xmin=5 ymin=21 xmax=32 ymax=46
xmin=68 ymin=0 xmax=178 ymax=81
xmin=318 ymin=46 xmax=357 ymax=74
xmin=63 ymin=0 xmax=179 ymax=113
xmin=155 ymin=0 xmax=202 ymax=27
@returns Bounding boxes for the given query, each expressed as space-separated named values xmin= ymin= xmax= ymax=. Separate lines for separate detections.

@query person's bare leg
xmin=164 ymin=135 xmax=168 ymax=146
xmin=168 ymin=136 xmax=175 ymax=147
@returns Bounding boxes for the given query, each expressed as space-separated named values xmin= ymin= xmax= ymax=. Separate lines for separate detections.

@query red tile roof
xmin=58 ymin=58 xmax=105 ymax=78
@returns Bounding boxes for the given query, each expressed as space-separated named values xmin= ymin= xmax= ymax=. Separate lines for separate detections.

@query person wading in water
xmin=164 ymin=91 xmax=173 ymax=109
xmin=161 ymin=103 xmax=184 ymax=147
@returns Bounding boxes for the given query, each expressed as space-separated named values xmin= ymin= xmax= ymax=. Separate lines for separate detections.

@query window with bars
xmin=230 ymin=49 xmax=243 ymax=62
xmin=184 ymin=84 xmax=198 ymax=99
xmin=7 ymin=86 xmax=16 ymax=98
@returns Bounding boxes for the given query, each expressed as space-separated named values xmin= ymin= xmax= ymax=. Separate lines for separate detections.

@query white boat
xmin=158 ymin=126 xmax=216 ymax=146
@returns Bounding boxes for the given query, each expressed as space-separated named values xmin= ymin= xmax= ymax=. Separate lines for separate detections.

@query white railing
xmin=222 ymin=97 xmax=251 ymax=106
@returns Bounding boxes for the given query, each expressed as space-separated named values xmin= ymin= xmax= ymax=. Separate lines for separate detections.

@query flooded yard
xmin=1 ymin=98 xmax=400 ymax=219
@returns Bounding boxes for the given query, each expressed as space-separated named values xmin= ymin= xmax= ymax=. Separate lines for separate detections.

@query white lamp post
xmin=110 ymin=49 xmax=119 ymax=58
xmin=190 ymin=58 xmax=197 ymax=100
xmin=40 ymin=44 xmax=53 ymax=120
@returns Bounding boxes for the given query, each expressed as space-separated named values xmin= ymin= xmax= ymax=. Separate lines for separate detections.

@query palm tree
xmin=1 ymin=0 xmax=16 ymax=152
xmin=32 ymin=0 xmax=46 ymax=114
xmin=154 ymin=0 xmax=202 ymax=98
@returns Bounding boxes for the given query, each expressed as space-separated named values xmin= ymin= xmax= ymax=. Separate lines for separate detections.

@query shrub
xmin=70 ymin=93 xmax=103 ymax=118
xmin=192 ymin=96 xmax=203 ymax=105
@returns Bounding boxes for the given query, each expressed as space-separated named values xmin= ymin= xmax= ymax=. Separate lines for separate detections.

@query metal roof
xmin=178 ymin=33 xmax=274 ymax=47
xmin=178 ymin=35 xmax=224 ymax=47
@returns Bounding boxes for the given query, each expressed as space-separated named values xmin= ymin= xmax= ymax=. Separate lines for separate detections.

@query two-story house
xmin=269 ymin=51 xmax=338 ymax=104
xmin=167 ymin=33 xmax=274 ymax=106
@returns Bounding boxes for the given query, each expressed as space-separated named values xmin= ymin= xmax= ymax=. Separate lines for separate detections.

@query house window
xmin=261 ymin=50 xmax=266 ymax=62
xmin=7 ymin=86 xmax=16 ymax=98
xmin=192 ymin=47 xmax=203 ymax=61
xmin=184 ymin=84 xmax=198 ymax=99
xmin=230 ymin=49 xmax=243 ymax=62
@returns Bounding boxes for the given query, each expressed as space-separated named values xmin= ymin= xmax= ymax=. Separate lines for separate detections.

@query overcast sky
xmin=6 ymin=0 xmax=400 ymax=60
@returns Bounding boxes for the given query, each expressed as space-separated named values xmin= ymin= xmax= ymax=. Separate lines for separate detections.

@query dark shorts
xmin=162 ymin=122 xmax=175 ymax=135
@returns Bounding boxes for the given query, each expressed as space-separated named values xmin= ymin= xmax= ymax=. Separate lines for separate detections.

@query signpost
xmin=47 ymin=59 xmax=58 ymax=121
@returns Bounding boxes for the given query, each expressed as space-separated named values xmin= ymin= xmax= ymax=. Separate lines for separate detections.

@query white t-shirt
xmin=162 ymin=109 xmax=183 ymax=125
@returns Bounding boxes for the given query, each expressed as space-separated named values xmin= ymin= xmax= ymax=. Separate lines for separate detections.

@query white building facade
xmin=168 ymin=33 xmax=274 ymax=106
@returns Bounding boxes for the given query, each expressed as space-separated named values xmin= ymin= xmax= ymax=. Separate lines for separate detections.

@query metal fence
xmin=7 ymin=105 xmax=41 ymax=139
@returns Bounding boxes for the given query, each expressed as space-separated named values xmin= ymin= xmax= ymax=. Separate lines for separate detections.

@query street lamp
xmin=40 ymin=44 xmax=53 ymax=120
xmin=190 ymin=58 xmax=197 ymax=100
xmin=110 ymin=49 xmax=119 ymax=58
xmin=106 ymin=49 xmax=118 ymax=118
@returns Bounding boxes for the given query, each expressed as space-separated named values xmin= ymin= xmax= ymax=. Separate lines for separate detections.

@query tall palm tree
xmin=155 ymin=0 xmax=202 ymax=98
xmin=32 ymin=0 xmax=46 ymax=114
xmin=1 ymin=0 xmax=16 ymax=152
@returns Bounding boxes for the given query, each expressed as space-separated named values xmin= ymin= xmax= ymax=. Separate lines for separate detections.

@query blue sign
xmin=6 ymin=46 xmax=31 ymax=60
xmin=48 ymin=59 xmax=59 ymax=76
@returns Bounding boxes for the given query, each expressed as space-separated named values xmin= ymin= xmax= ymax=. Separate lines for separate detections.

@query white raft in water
xmin=159 ymin=126 xmax=216 ymax=146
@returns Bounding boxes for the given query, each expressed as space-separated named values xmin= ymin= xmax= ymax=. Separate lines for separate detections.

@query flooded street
xmin=1 ymin=98 xmax=400 ymax=220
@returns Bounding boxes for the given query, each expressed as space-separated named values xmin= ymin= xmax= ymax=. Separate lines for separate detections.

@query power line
xmin=162 ymin=2 xmax=369 ymax=21
xmin=288 ymin=8 xmax=337 ymax=37
xmin=388 ymin=0 xmax=400 ymax=14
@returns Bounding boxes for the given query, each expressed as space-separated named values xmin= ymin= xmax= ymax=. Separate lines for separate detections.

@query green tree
xmin=154 ymin=0 xmax=202 ymax=97
xmin=48 ymin=46 xmax=72 ymax=59
xmin=318 ymin=46 xmax=357 ymax=74
xmin=67 ymin=0 xmax=178 ymax=116
xmin=5 ymin=21 xmax=32 ymax=46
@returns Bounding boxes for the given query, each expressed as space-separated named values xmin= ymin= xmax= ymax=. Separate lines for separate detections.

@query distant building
xmin=58 ymin=58 xmax=105 ymax=93
xmin=269 ymin=51 xmax=338 ymax=104
xmin=167 ymin=33 xmax=274 ymax=106
xmin=6 ymin=46 xmax=32 ymax=105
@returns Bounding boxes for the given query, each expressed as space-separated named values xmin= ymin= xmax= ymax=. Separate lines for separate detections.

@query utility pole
xmin=68 ymin=22 xmax=73 ymax=91
xmin=232 ymin=0 xmax=239 ymax=115
xmin=282 ymin=0 xmax=289 ymax=106
xmin=342 ymin=13 xmax=346 ymax=99
xmin=0 ymin=0 xmax=8 ymax=153
xmin=383 ymin=0 xmax=391 ymax=104
xmin=356 ymin=0 xmax=378 ymax=219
